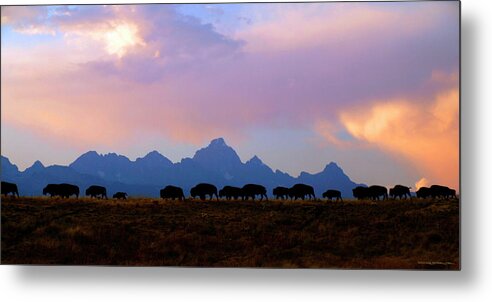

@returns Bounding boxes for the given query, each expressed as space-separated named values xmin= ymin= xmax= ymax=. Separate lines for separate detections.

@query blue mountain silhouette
xmin=1 ymin=156 xmax=21 ymax=182
xmin=1 ymin=138 xmax=363 ymax=197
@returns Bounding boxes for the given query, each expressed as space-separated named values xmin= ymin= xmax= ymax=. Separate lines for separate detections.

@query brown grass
xmin=1 ymin=196 xmax=459 ymax=269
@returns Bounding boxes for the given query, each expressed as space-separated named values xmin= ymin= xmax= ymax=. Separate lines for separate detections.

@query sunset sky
xmin=1 ymin=2 xmax=459 ymax=189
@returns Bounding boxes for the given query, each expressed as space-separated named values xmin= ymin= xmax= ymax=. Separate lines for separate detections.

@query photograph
xmin=1 ymin=1 xmax=460 ymax=269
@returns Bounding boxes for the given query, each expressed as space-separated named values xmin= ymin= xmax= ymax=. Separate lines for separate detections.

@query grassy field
xmin=1 ymin=196 xmax=459 ymax=269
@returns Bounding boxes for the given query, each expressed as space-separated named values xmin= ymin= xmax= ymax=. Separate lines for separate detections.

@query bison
xmin=160 ymin=185 xmax=185 ymax=200
xmin=289 ymin=184 xmax=315 ymax=200
xmin=1 ymin=181 xmax=19 ymax=197
xmin=86 ymin=185 xmax=107 ymax=199
xmin=368 ymin=185 xmax=388 ymax=200
xmin=43 ymin=184 xmax=60 ymax=197
xmin=43 ymin=183 xmax=79 ymax=198
xmin=322 ymin=189 xmax=342 ymax=201
xmin=190 ymin=183 xmax=218 ymax=201
xmin=389 ymin=185 xmax=411 ymax=199
xmin=416 ymin=187 xmax=432 ymax=198
xmin=353 ymin=186 xmax=370 ymax=200
xmin=219 ymin=186 xmax=242 ymax=200
xmin=113 ymin=192 xmax=128 ymax=199
xmin=430 ymin=185 xmax=456 ymax=199
xmin=241 ymin=184 xmax=268 ymax=201
xmin=272 ymin=186 xmax=289 ymax=200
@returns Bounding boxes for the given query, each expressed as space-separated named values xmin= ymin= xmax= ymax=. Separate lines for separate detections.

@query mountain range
xmin=1 ymin=138 xmax=364 ymax=197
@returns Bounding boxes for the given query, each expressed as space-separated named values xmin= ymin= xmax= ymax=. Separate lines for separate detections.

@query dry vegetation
xmin=1 ymin=196 xmax=459 ymax=269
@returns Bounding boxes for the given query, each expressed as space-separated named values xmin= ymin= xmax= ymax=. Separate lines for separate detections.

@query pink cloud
xmin=236 ymin=2 xmax=457 ymax=53
xmin=2 ymin=2 xmax=459 ymax=173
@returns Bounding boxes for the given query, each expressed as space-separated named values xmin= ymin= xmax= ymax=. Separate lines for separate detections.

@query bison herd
xmin=1 ymin=180 xmax=458 ymax=202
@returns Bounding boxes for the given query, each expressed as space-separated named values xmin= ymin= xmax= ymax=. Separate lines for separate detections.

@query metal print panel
xmin=0 ymin=1 xmax=460 ymax=269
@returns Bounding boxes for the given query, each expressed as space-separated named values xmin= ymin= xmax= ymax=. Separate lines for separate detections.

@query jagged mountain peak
xmin=102 ymin=152 xmax=130 ymax=161
xmin=299 ymin=171 xmax=310 ymax=177
xmin=323 ymin=161 xmax=342 ymax=172
xmin=1 ymin=155 xmax=20 ymax=176
xmin=209 ymin=137 xmax=227 ymax=147
xmin=31 ymin=160 xmax=45 ymax=168
xmin=24 ymin=160 xmax=45 ymax=173
xmin=70 ymin=151 xmax=101 ymax=165
xmin=72 ymin=151 xmax=131 ymax=163
xmin=193 ymin=138 xmax=242 ymax=170
xmin=80 ymin=150 xmax=100 ymax=157
xmin=138 ymin=150 xmax=167 ymax=161
xmin=246 ymin=155 xmax=264 ymax=165
xmin=144 ymin=150 xmax=162 ymax=157
xmin=136 ymin=150 xmax=173 ymax=167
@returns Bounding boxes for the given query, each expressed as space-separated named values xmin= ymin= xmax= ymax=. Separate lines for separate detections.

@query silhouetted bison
xmin=273 ymin=186 xmax=289 ymax=200
xmin=389 ymin=185 xmax=411 ymax=199
xmin=86 ymin=185 xmax=107 ymax=199
xmin=430 ymin=185 xmax=456 ymax=199
xmin=1 ymin=181 xmax=19 ymax=197
xmin=160 ymin=185 xmax=185 ymax=200
xmin=368 ymin=185 xmax=388 ymax=200
xmin=43 ymin=183 xmax=79 ymax=198
xmin=322 ymin=189 xmax=342 ymax=201
xmin=113 ymin=192 xmax=128 ymax=199
xmin=43 ymin=184 xmax=59 ymax=197
xmin=353 ymin=186 xmax=370 ymax=200
xmin=190 ymin=183 xmax=218 ymax=201
xmin=219 ymin=186 xmax=242 ymax=200
xmin=416 ymin=187 xmax=432 ymax=198
xmin=242 ymin=184 xmax=268 ymax=201
xmin=289 ymin=184 xmax=315 ymax=200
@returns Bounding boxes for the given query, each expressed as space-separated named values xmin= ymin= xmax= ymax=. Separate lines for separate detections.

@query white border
xmin=2 ymin=0 xmax=492 ymax=301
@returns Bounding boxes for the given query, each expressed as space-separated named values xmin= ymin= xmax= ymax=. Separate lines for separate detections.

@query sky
xmin=0 ymin=2 xmax=459 ymax=190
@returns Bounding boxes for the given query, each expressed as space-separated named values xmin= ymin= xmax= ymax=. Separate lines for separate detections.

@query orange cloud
xmin=415 ymin=177 xmax=430 ymax=190
xmin=338 ymin=88 xmax=459 ymax=189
